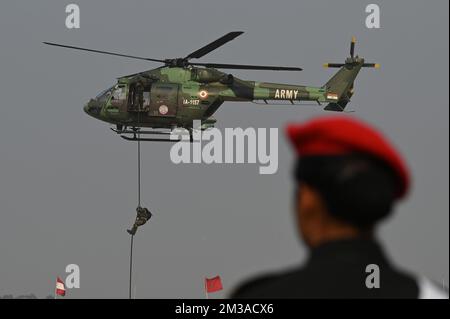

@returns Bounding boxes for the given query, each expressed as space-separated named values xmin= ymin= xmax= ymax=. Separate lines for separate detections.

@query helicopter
xmin=44 ymin=32 xmax=379 ymax=142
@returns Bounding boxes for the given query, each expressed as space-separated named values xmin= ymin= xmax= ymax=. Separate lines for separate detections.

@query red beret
xmin=286 ymin=116 xmax=410 ymax=199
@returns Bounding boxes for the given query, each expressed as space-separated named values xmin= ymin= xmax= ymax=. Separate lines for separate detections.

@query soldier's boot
xmin=127 ymin=224 xmax=138 ymax=236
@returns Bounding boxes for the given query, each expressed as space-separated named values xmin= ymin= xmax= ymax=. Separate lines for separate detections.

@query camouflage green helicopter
xmin=44 ymin=32 xmax=379 ymax=142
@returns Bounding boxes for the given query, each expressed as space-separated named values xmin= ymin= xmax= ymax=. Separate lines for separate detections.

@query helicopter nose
xmin=83 ymin=99 xmax=101 ymax=117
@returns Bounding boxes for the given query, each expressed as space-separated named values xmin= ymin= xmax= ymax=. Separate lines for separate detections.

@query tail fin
xmin=322 ymin=37 xmax=379 ymax=112
xmin=323 ymin=65 xmax=362 ymax=111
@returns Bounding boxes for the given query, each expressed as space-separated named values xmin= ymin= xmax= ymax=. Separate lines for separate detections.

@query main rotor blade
xmin=191 ymin=62 xmax=302 ymax=71
xmin=43 ymin=42 xmax=166 ymax=63
xmin=184 ymin=31 xmax=244 ymax=60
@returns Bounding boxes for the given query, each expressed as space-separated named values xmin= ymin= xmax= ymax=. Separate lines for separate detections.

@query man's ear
xmin=295 ymin=183 xmax=319 ymax=247
xmin=297 ymin=184 xmax=323 ymax=214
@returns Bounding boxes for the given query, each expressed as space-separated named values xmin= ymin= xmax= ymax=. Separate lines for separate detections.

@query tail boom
xmin=252 ymin=82 xmax=327 ymax=102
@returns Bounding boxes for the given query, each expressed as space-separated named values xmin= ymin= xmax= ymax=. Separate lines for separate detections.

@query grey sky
xmin=0 ymin=0 xmax=448 ymax=298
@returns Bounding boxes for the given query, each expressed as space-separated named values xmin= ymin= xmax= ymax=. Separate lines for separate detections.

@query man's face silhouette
xmin=295 ymin=183 xmax=367 ymax=248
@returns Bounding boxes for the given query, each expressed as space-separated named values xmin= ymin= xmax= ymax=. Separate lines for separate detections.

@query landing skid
xmin=111 ymin=127 xmax=193 ymax=142
xmin=120 ymin=135 xmax=179 ymax=142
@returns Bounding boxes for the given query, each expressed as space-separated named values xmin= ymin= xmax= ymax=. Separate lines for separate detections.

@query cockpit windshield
xmin=95 ymin=85 xmax=115 ymax=103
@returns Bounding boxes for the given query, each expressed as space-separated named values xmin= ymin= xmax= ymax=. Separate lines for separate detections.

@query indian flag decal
xmin=327 ymin=93 xmax=339 ymax=100
xmin=56 ymin=277 xmax=66 ymax=297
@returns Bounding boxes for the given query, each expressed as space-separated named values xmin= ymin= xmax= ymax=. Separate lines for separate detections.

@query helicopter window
xmin=96 ymin=86 xmax=114 ymax=103
xmin=158 ymin=86 xmax=173 ymax=94
xmin=112 ymin=85 xmax=126 ymax=101
xmin=156 ymin=86 xmax=175 ymax=100
xmin=143 ymin=91 xmax=150 ymax=107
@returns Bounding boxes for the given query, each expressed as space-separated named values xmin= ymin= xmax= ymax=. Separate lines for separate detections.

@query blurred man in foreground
xmin=232 ymin=116 xmax=447 ymax=299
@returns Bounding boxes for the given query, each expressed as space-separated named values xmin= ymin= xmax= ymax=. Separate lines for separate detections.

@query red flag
xmin=205 ymin=276 xmax=223 ymax=294
xmin=56 ymin=277 xmax=66 ymax=297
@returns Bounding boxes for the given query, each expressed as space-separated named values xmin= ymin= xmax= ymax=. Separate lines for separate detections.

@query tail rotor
xmin=322 ymin=37 xmax=379 ymax=112
xmin=323 ymin=36 xmax=380 ymax=69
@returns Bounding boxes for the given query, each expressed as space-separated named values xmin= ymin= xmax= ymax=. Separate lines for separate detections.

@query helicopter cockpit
xmin=85 ymin=81 xmax=153 ymax=118
xmin=95 ymin=85 xmax=114 ymax=103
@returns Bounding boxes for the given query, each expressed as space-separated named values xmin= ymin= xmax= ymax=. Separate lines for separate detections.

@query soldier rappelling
xmin=127 ymin=206 xmax=153 ymax=236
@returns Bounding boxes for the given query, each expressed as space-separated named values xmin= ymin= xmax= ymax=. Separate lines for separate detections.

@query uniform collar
xmin=307 ymin=238 xmax=390 ymax=266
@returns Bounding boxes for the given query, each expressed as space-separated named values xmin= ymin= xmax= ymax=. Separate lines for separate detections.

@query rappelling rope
xmin=137 ymin=117 xmax=141 ymax=207
xmin=129 ymin=234 xmax=134 ymax=299
xmin=129 ymin=94 xmax=142 ymax=299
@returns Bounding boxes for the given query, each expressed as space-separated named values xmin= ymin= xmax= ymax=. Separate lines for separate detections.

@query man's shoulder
xmin=230 ymin=267 xmax=308 ymax=299
xmin=417 ymin=277 xmax=449 ymax=299
xmin=229 ymin=264 xmax=433 ymax=299
xmin=230 ymin=274 xmax=279 ymax=299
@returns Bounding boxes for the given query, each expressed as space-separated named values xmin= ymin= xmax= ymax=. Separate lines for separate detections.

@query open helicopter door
xmin=128 ymin=82 xmax=152 ymax=112
xmin=149 ymin=83 xmax=178 ymax=117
